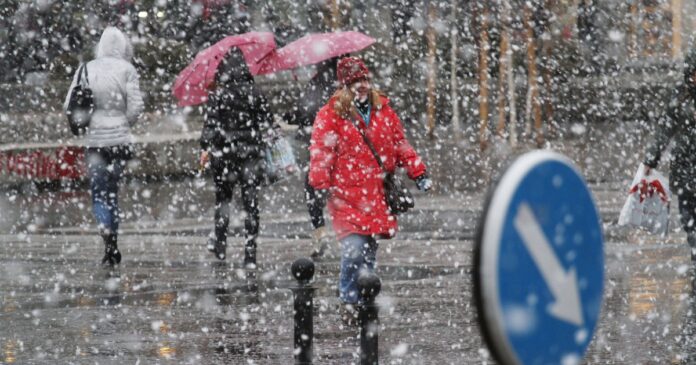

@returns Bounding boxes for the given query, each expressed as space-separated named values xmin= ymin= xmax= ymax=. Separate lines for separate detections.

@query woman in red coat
xmin=309 ymin=57 xmax=432 ymax=311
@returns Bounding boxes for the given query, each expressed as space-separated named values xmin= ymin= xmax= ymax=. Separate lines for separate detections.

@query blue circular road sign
xmin=474 ymin=151 xmax=604 ymax=365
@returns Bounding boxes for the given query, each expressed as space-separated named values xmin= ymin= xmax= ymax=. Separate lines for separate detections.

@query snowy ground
xmin=1 ymin=178 xmax=695 ymax=364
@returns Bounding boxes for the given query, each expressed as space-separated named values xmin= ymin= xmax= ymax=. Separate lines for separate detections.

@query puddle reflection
xmin=625 ymin=250 xmax=696 ymax=364
xmin=156 ymin=292 xmax=176 ymax=307
xmin=79 ymin=327 xmax=91 ymax=342
xmin=629 ymin=276 xmax=658 ymax=317
xmin=156 ymin=341 xmax=177 ymax=359
xmin=2 ymin=298 xmax=17 ymax=314
xmin=102 ymin=273 xmax=122 ymax=307
xmin=628 ymin=249 xmax=691 ymax=319
xmin=77 ymin=294 xmax=95 ymax=307
xmin=156 ymin=321 xmax=171 ymax=334
xmin=3 ymin=340 xmax=17 ymax=363
xmin=246 ymin=269 xmax=258 ymax=295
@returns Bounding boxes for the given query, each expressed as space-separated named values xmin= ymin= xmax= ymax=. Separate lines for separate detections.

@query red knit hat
xmin=337 ymin=57 xmax=370 ymax=86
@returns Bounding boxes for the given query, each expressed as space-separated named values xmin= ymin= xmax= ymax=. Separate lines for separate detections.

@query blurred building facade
xmin=0 ymin=0 xmax=695 ymax=137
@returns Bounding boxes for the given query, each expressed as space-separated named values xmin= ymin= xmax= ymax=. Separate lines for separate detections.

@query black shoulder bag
xmin=349 ymin=113 xmax=415 ymax=215
xmin=66 ymin=64 xmax=94 ymax=136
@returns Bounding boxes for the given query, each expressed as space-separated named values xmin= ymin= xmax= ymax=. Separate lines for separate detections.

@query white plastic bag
xmin=264 ymin=135 xmax=298 ymax=184
xmin=618 ymin=164 xmax=671 ymax=235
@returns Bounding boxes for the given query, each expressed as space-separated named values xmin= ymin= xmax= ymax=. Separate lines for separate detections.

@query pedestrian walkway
xmin=2 ymin=175 xmax=696 ymax=363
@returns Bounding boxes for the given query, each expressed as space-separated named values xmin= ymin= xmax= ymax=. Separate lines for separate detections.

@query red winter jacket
xmin=308 ymin=95 xmax=427 ymax=240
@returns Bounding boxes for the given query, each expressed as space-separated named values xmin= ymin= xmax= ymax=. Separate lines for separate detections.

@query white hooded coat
xmin=64 ymin=27 xmax=144 ymax=147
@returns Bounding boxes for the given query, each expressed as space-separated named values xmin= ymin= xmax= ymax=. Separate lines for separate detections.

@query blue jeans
xmin=339 ymin=234 xmax=378 ymax=304
xmin=87 ymin=147 xmax=126 ymax=234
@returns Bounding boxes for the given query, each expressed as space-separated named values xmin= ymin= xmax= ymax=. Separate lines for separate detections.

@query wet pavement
xmin=1 ymin=177 xmax=696 ymax=364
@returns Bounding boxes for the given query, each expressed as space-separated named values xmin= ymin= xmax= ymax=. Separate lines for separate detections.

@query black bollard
xmin=291 ymin=258 xmax=315 ymax=365
xmin=357 ymin=273 xmax=381 ymax=365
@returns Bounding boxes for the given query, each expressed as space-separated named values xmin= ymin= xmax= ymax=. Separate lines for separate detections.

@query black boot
xmin=101 ymin=234 xmax=121 ymax=266
xmin=207 ymin=236 xmax=226 ymax=260
xmin=688 ymin=233 xmax=696 ymax=263
xmin=243 ymin=239 xmax=257 ymax=269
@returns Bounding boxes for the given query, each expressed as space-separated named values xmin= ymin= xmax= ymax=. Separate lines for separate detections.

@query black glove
xmin=415 ymin=173 xmax=433 ymax=191
xmin=283 ymin=111 xmax=294 ymax=124
xmin=314 ymin=188 xmax=329 ymax=201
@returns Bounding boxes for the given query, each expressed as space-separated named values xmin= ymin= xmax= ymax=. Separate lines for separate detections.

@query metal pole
xmin=358 ymin=273 xmax=381 ymax=365
xmin=291 ymin=258 xmax=315 ymax=365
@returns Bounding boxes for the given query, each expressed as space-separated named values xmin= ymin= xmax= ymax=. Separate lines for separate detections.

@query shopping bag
xmin=264 ymin=135 xmax=298 ymax=184
xmin=618 ymin=164 xmax=671 ymax=235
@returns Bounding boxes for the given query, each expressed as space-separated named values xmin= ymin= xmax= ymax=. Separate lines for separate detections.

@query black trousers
xmin=304 ymin=172 xmax=326 ymax=229
xmin=296 ymin=135 xmax=326 ymax=230
xmin=678 ymin=189 xmax=696 ymax=253
xmin=211 ymin=154 xmax=262 ymax=245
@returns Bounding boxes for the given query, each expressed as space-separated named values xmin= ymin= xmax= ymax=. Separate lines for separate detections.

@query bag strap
xmin=76 ymin=64 xmax=85 ymax=86
xmin=76 ymin=64 xmax=90 ymax=87
xmin=348 ymin=110 xmax=388 ymax=173
xmin=83 ymin=64 xmax=89 ymax=86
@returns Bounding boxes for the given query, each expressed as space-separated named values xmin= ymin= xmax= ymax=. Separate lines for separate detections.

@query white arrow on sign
xmin=513 ymin=203 xmax=584 ymax=327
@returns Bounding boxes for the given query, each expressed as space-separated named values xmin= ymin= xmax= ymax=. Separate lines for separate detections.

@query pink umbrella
xmin=256 ymin=31 xmax=375 ymax=75
xmin=172 ymin=32 xmax=276 ymax=107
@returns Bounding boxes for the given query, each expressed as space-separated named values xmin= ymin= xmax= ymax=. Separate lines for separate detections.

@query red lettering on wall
xmin=0 ymin=147 xmax=86 ymax=180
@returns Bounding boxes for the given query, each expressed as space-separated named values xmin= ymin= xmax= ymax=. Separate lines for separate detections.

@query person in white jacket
xmin=64 ymin=26 xmax=144 ymax=266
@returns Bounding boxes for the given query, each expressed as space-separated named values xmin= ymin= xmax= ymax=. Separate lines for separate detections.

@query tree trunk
xmin=541 ymin=0 xmax=554 ymax=137
xmin=478 ymin=6 xmax=491 ymax=151
xmin=426 ymin=2 xmax=438 ymax=140
xmin=508 ymin=49 xmax=518 ymax=147
xmin=330 ymin=0 xmax=340 ymax=30
xmin=672 ymin=0 xmax=683 ymax=59
xmin=542 ymin=41 xmax=554 ymax=137
xmin=523 ymin=4 xmax=543 ymax=147
xmin=496 ymin=1 xmax=511 ymax=139
xmin=450 ymin=2 xmax=460 ymax=138
xmin=503 ymin=0 xmax=517 ymax=146
xmin=629 ymin=1 xmax=638 ymax=58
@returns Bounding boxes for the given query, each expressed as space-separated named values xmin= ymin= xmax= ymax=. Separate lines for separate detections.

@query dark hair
xmin=317 ymin=57 xmax=339 ymax=75
xmin=216 ymin=48 xmax=253 ymax=87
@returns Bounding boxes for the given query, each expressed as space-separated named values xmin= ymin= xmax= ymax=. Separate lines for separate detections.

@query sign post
xmin=474 ymin=150 xmax=604 ymax=365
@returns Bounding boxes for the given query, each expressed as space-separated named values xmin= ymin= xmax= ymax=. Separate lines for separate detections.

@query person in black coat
xmin=644 ymin=48 xmax=696 ymax=261
xmin=200 ymin=49 xmax=273 ymax=268
xmin=284 ymin=57 xmax=338 ymax=259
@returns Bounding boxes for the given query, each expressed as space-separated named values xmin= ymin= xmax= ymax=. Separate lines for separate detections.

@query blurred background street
xmin=4 ymin=0 xmax=696 ymax=363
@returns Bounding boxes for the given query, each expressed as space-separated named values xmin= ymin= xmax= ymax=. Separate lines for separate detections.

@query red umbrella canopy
xmin=172 ymin=32 xmax=276 ymax=107
xmin=256 ymin=31 xmax=375 ymax=75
